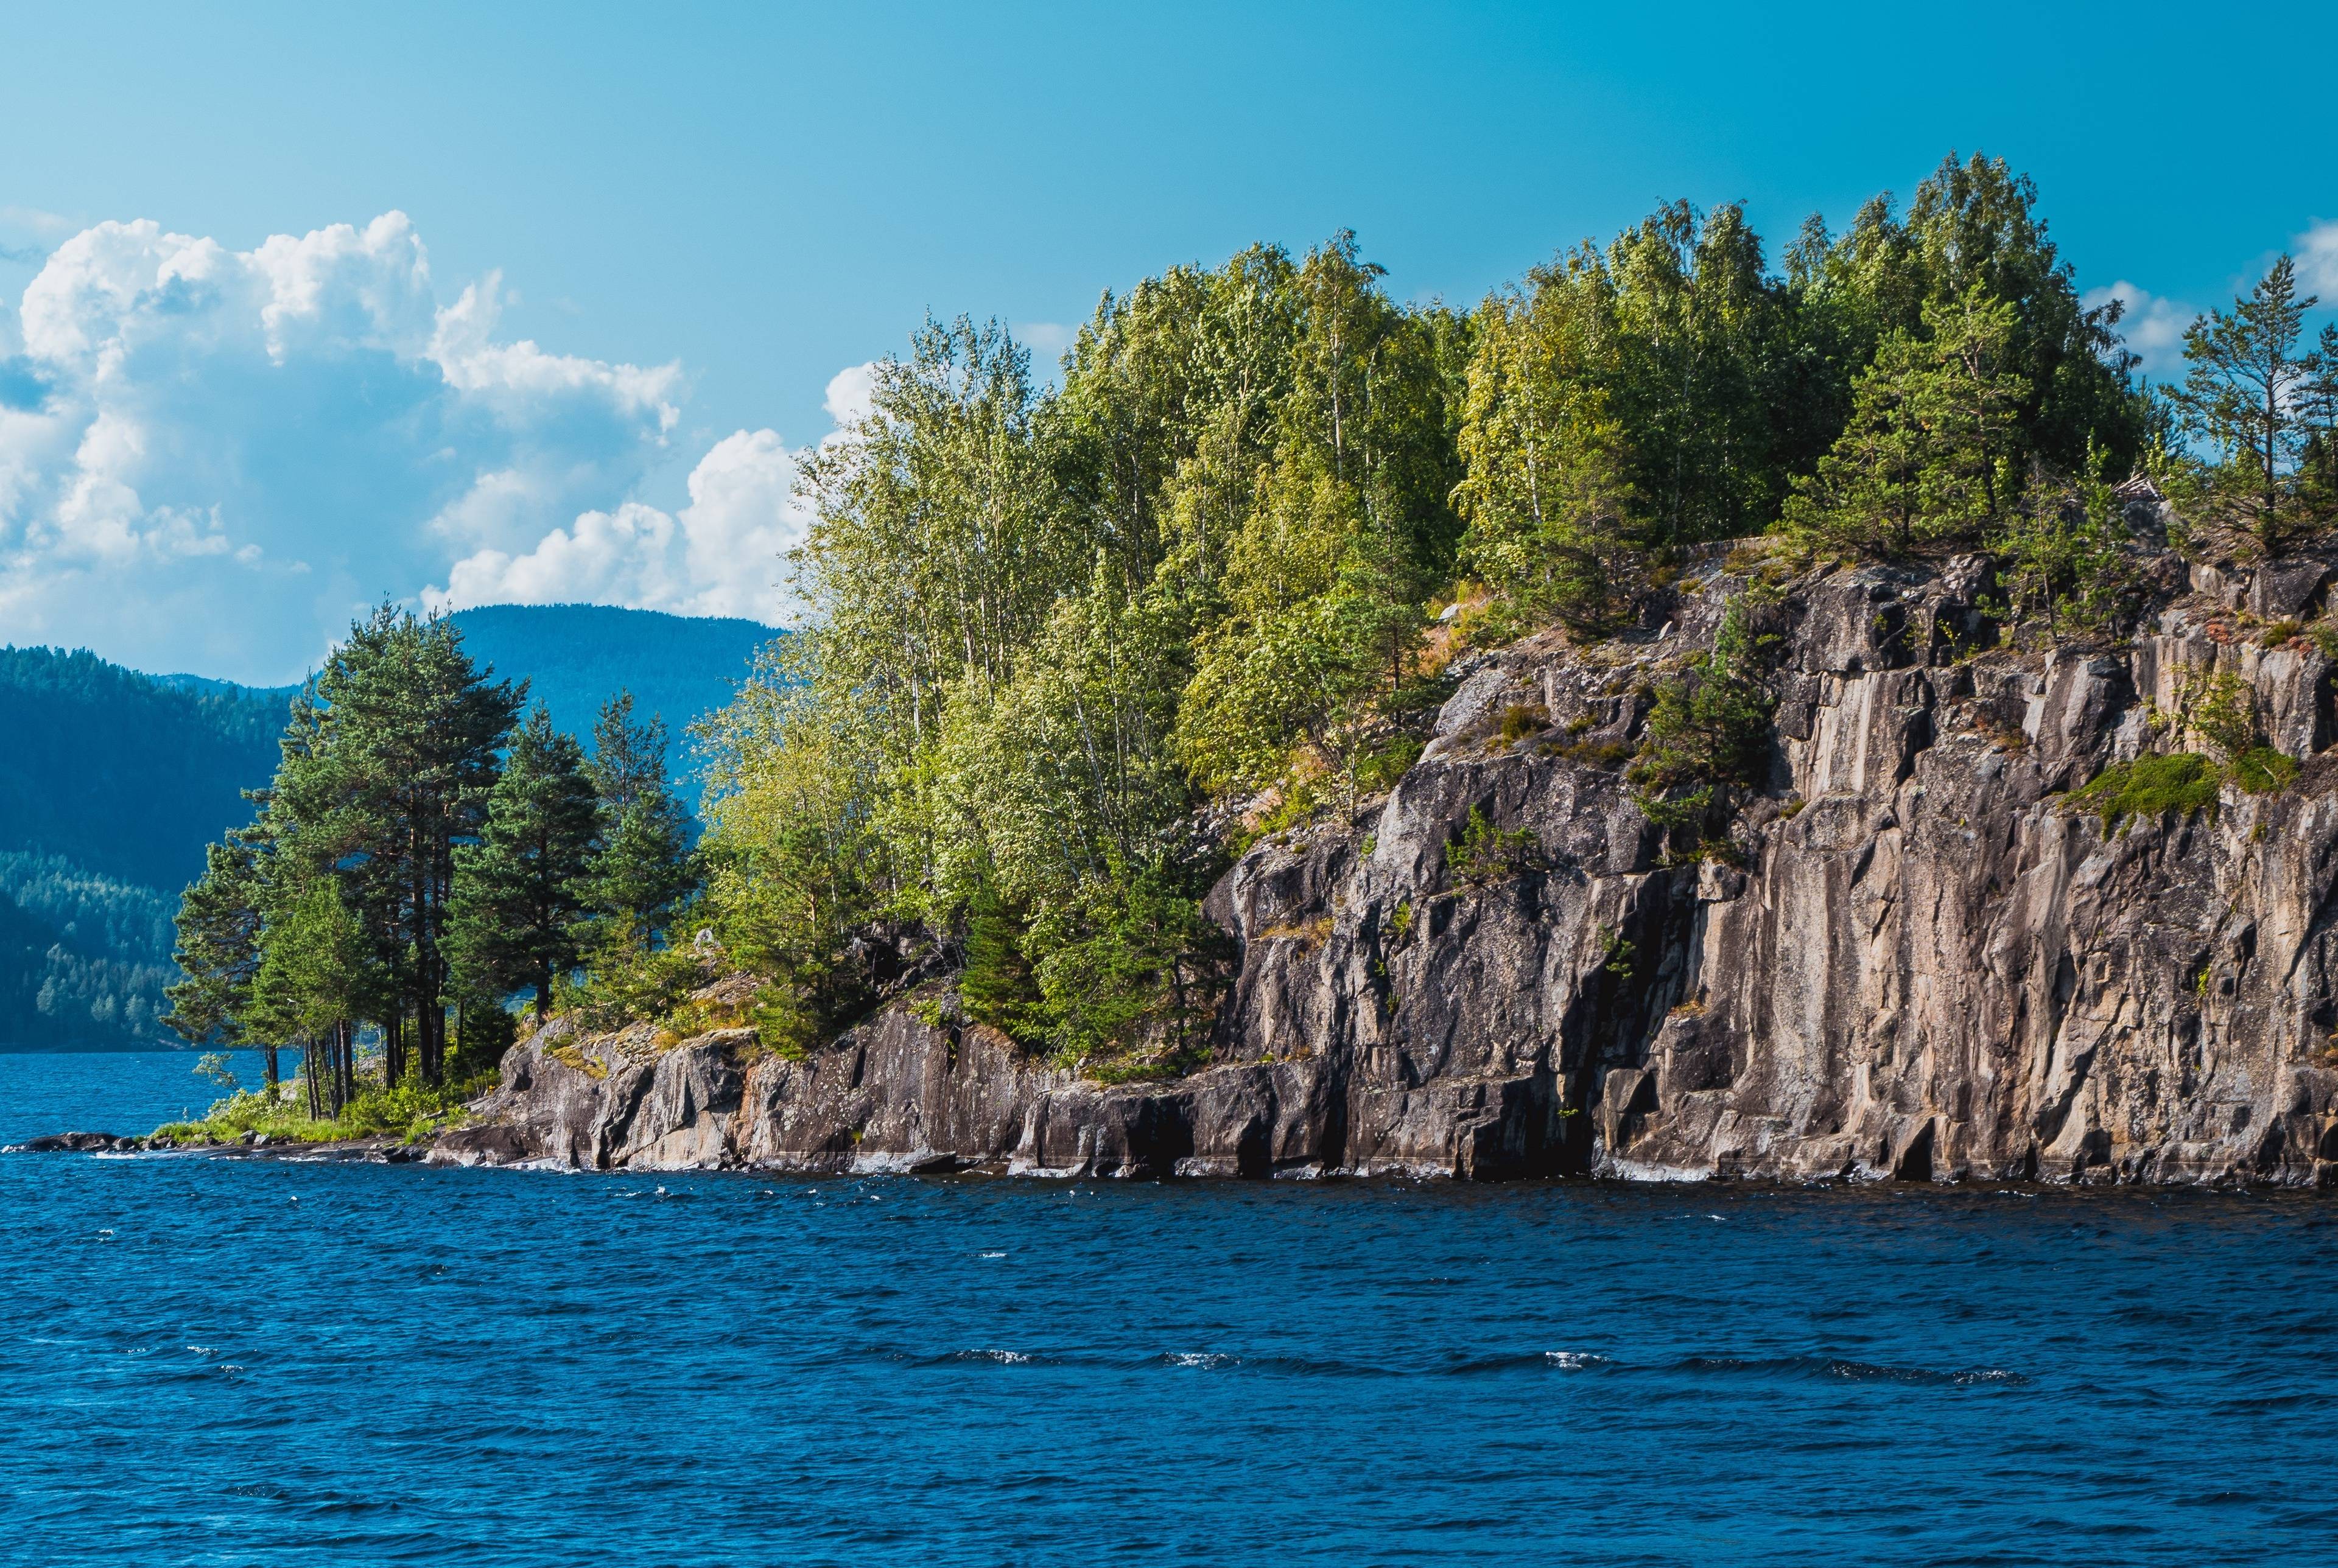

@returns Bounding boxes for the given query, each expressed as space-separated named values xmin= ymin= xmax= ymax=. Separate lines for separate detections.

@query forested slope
xmin=442 ymin=605 xmax=776 ymax=757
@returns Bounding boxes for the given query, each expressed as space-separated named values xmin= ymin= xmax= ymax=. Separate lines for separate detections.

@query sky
xmin=1 ymin=0 xmax=2333 ymax=685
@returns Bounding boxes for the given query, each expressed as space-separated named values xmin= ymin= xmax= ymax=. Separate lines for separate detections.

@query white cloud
xmin=425 ymin=426 xmax=810 ymax=623
xmin=0 ymin=210 xmax=795 ymax=683
xmin=2084 ymin=280 xmax=2192 ymax=380
xmin=822 ymin=361 xmax=876 ymax=431
xmin=2297 ymin=219 xmax=2338 ymax=298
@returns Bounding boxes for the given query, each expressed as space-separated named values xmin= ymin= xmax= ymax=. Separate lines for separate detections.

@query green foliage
xmin=2067 ymin=752 xmax=2222 ymax=830
xmin=641 ymin=155 xmax=2171 ymax=1076
xmin=559 ymin=939 xmax=710 ymax=1036
xmin=1990 ymin=452 xmax=2133 ymax=637
xmin=585 ymin=693 xmax=698 ymax=950
xmin=2186 ymin=671 xmax=2259 ymax=761
xmin=958 ymin=894 xmax=1048 ymax=1046
xmin=2163 ymin=254 xmax=2332 ymax=556
xmin=2231 ymin=746 xmax=2300 ymax=796
xmin=1783 ymin=284 xmax=2027 ymax=555
xmin=156 ymin=1065 xmax=493 ymax=1147
xmin=160 ymin=604 xmax=527 ymax=1093
xmin=1445 ymin=806 xmax=1540 ymax=887
xmin=448 ymin=704 xmax=603 ymax=1021
xmin=1627 ymin=598 xmax=1776 ymax=842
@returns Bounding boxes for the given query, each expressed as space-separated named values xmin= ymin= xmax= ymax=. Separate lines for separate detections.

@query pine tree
xmin=586 ymin=693 xmax=697 ymax=949
xmin=1784 ymin=285 xmax=2027 ymax=555
xmin=2168 ymin=254 xmax=2323 ymax=555
xmin=448 ymin=705 xmax=602 ymax=1022
xmin=269 ymin=606 xmax=522 ymax=1083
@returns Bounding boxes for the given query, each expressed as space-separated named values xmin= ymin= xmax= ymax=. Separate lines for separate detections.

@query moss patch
xmin=2230 ymin=745 xmax=2300 ymax=796
xmin=2068 ymin=752 xmax=2221 ymax=831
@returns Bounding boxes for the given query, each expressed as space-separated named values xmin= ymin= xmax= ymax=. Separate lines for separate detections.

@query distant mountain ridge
xmin=0 ymin=603 xmax=777 ymax=1048
xmin=441 ymin=603 xmax=778 ymax=755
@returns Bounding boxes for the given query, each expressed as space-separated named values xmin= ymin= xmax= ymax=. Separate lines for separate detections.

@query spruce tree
xmin=164 ymin=831 xmax=269 ymax=1085
xmin=448 ymin=705 xmax=602 ymax=1022
xmin=586 ymin=693 xmax=696 ymax=949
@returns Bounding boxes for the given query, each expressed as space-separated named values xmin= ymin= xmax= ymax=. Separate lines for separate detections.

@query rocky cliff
xmin=437 ymin=531 xmax=2338 ymax=1186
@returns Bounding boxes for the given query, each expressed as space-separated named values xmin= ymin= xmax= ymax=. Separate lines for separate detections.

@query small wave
xmin=978 ymin=1251 xmax=1006 ymax=1259
xmin=1546 ymin=1351 xmax=1613 ymax=1370
xmin=1441 ymin=1350 xmax=1618 ymax=1376
xmin=186 ymin=1345 xmax=214 ymax=1357
xmin=1159 ymin=1352 xmax=1238 ymax=1370
xmin=1670 ymin=1354 xmax=2026 ymax=1386
xmin=944 ymin=1348 xmax=1039 ymax=1366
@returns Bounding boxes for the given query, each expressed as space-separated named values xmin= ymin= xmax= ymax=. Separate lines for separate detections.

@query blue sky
xmin=1 ymin=0 xmax=2331 ymax=682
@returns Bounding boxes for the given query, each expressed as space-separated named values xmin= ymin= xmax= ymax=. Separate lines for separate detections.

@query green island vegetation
xmin=161 ymin=151 xmax=2338 ymax=1115
xmin=0 ymin=606 xmax=767 ymax=1051
xmin=161 ymin=611 xmax=699 ymax=1142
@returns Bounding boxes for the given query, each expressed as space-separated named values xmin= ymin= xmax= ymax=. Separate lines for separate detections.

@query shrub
xmin=1496 ymin=703 xmax=1550 ymax=746
xmin=1445 ymin=806 xmax=1540 ymax=886
xmin=2188 ymin=670 xmax=2257 ymax=761
xmin=1627 ymin=597 xmax=1775 ymax=842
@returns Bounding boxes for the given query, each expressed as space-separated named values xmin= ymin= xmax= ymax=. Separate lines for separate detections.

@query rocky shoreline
xmin=23 ymin=533 xmax=2338 ymax=1188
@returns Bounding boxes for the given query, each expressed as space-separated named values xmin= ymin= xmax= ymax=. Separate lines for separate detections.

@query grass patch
xmin=2231 ymin=745 xmax=2300 ymax=795
xmin=2066 ymin=752 xmax=2222 ymax=831
xmin=152 ymin=1072 xmax=494 ymax=1147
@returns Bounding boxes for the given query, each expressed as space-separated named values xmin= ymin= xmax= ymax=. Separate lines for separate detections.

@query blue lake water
xmin=4 ymin=1049 xmax=2336 ymax=1566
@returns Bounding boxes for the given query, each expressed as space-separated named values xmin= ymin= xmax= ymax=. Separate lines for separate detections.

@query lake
xmin=4 ymin=1049 xmax=2334 ymax=1565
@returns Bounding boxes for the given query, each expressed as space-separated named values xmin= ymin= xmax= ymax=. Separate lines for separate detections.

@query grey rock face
xmin=458 ymin=550 xmax=2338 ymax=1186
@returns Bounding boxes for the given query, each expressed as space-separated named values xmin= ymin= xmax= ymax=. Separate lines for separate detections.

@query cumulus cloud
xmin=2084 ymin=280 xmax=2193 ymax=380
xmin=0 ymin=210 xmax=828 ymax=683
xmin=821 ymin=361 xmax=877 ymax=430
xmin=2298 ymin=219 xmax=2338 ymax=298
xmin=426 ymin=427 xmax=811 ymax=621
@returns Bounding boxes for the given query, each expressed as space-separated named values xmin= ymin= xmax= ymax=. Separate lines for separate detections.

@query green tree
xmin=247 ymin=877 xmax=375 ymax=1119
xmin=2167 ymin=254 xmax=2324 ymax=555
xmin=1454 ymin=251 xmax=1645 ymax=629
xmin=448 ymin=704 xmax=602 ymax=1021
xmin=1784 ymin=285 xmax=2029 ymax=555
xmin=1627 ymin=597 xmax=1775 ymax=844
xmin=264 ymin=606 xmax=522 ymax=1083
xmin=1990 ymin=453 xmax=2130 ymax=639
xmin=586 ymin=692 xmax=697 ymax=949
xmin=164 ymin=830 xmax=272 ymax=1085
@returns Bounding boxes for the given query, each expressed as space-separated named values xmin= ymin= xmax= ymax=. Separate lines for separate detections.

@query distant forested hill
xmin=0 ymin=649 xmax=286 ymax=1048
xmin=0 ymin=606 xmax=774 ymax=1047
xmin=444 ymin=604 xmax=776 ymax=755
xmin=0 ymin=648 xmax=290 ymax=891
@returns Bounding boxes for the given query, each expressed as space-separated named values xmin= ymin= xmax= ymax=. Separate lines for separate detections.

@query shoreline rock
xmin=27 ymin=539 xmax=2338 ymax=1190
xmin=426 ymin=545 xmax=2338 ymax=1189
